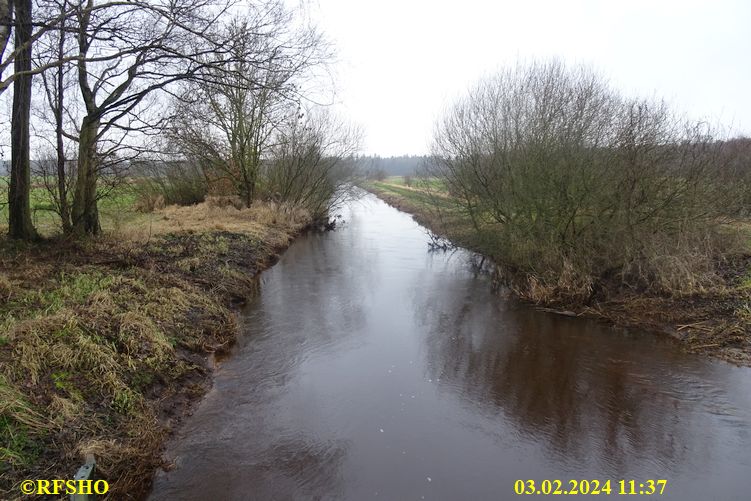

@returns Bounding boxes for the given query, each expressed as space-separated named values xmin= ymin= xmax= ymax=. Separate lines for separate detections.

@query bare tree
xmin=167 ymin=3 xmax=330 ymax=207
xmin=33 ymin=0 xmax=73 ymax=231
xmin=3 ymin=0 xmax=237 ymax=237
xmin=0 ymin=0 xmax=77 ymax=94
xmin=266 ymin=108 xmax=360 ymax=220
xmin=4 ymin=0 xmax=76 ymax=239
xmin=67 ymin=0 xmax=238 ymax=234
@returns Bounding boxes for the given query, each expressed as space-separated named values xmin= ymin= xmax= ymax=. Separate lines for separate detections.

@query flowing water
xmin=149 ymin=193 xmax=751 ymax=500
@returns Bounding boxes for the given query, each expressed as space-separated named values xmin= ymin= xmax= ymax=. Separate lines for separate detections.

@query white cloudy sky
xmin=310 ymin=0 xmax=751 ymax=156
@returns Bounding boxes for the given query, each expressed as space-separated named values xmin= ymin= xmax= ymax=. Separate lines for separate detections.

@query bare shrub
xmin=205 ymin=195 xmax=244 ymax=210
xmin=365 ymin=167 xmax=387 ymax=181
xmin=133 ymin=160 xmax=208 ymax=211
xmin=165 ymin=5 xmax=332 ymax=209
xmin=133 ymin=194 xmax=165 ymax=213
xmin=264 ymin=109 xmax=360 ymax=222
xmin=431 ymin=60 xmax=744 ymax=301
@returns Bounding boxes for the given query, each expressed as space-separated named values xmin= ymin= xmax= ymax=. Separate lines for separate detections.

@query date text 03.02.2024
xmin=514 ymin=479 xmax=667 ymax=496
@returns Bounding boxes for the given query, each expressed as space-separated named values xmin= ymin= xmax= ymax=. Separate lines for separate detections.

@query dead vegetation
xmin=581 ymin=283 xmax=751 ymax=365
xmin=0 ymin=201 xmax=311 ymax=499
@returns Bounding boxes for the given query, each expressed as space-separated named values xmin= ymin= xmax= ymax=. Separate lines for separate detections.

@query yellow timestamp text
xmin=514 ymin=479 xmax=667 ymax=496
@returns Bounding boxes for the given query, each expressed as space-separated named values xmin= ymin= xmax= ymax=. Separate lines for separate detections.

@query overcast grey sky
xmin=311 ymin=0 xmax=751 ymax=156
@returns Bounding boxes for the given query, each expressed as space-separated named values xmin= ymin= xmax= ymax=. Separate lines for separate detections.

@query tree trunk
xmin=0 ymin=1 xmax=12 ymax=79
xmin=71 ymin=116 xmax=101 ymax=235
xmin=55 ymin=2 xmax=71 ymax=233
xmin=8 ymin=0 xmax=38 ymax=240
xmin=56 ymin=105 xmax=71 ymax=233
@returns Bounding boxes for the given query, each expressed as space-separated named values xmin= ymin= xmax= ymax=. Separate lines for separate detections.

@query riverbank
xmin=366 ymin=179 xmax=751 ymax=367
xmin=0 ymin=201 xmax=311 ymax=499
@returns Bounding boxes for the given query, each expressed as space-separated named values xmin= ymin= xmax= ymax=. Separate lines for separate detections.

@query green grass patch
xmin=371 ymin=181 xmax=454 ymax=211
xmin=0 ymin=376 xmax=49 ymax=469
xmin=10 ymin=271 xmax=114 ymax=318
xmin=0 ymin=179 xmax=146 ymax=236
xmin=383 ymin=175 xmax=446 ymax=191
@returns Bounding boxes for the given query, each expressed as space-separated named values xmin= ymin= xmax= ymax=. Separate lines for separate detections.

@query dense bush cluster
xmin=430 ymin=60 xmax=750 ymax=301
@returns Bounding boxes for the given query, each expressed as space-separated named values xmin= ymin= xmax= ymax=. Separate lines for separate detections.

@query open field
xmin=366 ymin=177 xmax=751 ymax=366
xmin=374 ymin=175 xmax=446 ymax=191
xmin=0 ymin=177 xmax=147 ymax=237
xmin=0 ymin=198 xmax=312 ymax=499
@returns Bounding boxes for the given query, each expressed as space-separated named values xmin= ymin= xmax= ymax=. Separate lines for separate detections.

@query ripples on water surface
xmin=150 ymin=194 xmax=751 ymax=500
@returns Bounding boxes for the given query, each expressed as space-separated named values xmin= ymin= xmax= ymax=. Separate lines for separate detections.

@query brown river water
xmin=149 ymin=193 xmax=751 ymax=500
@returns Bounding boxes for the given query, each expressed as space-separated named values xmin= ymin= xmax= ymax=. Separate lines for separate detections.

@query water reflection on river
xmin=149 ymin=193 xmax=751 ymax=500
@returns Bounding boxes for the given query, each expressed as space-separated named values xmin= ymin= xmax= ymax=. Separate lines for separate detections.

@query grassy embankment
xmin=367 ymin=177 xmax=751 ymax=366
xmin=0 ymin=180 xmax=312 ymax=499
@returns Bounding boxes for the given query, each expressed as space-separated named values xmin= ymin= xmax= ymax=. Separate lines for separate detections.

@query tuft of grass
xmin=0 ymin=376 xmax=53 ymax=469
xmin=9 ymin=272 xmax=114 ymax=318
xmin=0 ymin=273 xmax=11 ymax=303
xmin=740 ymin=269 xmax=751 ymax=290
xmin=117 ymin=200 xmax=311 ymax=244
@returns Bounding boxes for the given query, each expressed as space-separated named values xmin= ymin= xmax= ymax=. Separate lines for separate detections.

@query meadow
xmin=0 ymin=176 xmax=146 ymax=237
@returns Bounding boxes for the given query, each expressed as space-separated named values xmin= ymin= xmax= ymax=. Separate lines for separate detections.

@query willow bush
xmin=430 ymin=60 xmax=746 ymax=302
xmin=263 ymin=110 xmax=360 ymax=222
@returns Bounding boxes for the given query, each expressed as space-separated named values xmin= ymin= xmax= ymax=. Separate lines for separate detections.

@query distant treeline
xmin=356 ymin=155 xmax=434 ymax=178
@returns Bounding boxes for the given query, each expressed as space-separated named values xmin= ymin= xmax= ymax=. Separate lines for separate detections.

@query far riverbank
xmin=366 ymin=179 xmax=751 ymax=367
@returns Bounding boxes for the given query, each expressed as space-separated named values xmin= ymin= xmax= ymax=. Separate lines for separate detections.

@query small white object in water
xmin=427 ymin=477 xmax=432 ymax=482
xmin=379 ymin=428 xmax=384 ymax=433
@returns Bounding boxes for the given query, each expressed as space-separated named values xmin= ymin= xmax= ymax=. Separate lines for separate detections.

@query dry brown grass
xmin=0 ymin=269 xmax=236 ymax=498
xmin=204 ymin=194 xmax=244 ymax=210
xmin=0 ymin=273 xmax=11 ymax=303
xmin=120 ymin=200 xmax=310 ymax=244
xmin=0 ymin=200 xmax=312 ymax=499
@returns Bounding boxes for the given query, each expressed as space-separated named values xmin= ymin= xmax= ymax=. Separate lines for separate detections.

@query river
xmin=149 ymin=193 xmax=751 ymax=500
